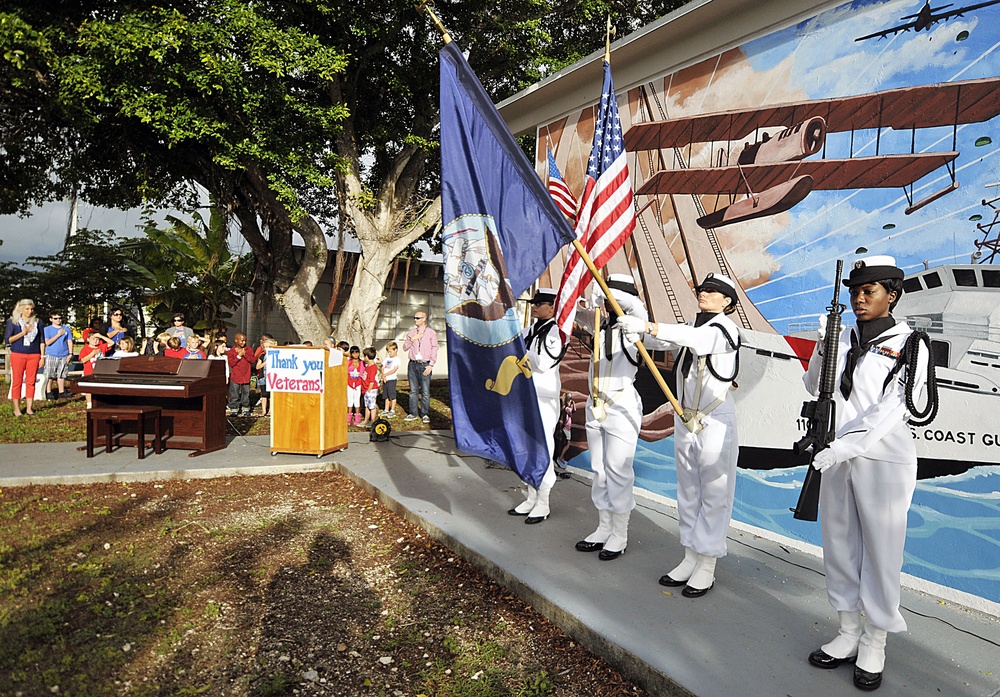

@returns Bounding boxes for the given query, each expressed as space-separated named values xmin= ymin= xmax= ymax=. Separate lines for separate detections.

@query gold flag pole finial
xmin=604 ymin=16 xmax=616 ymax=62
xmin=417 ymin=1 xmax=452 ymax=44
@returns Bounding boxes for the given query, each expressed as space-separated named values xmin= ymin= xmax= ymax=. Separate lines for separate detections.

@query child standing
xmin=163 ymin=336 xmax=186 ymax=358
xmin=361 ymin=347 xmax=381 ymax=428
xmin=346 ymin=345 xmax=364 ymax=426
xmin=381 ymin=342 xmax=399 ymax=417
xmin=79 ymin=331 xmax=109 ymax=408
xmin=207 ymin=340 xmax=230 ymax=380
xmin=556 ymin=393 xmax=576 ymax=468
xmin=184 ymin=335 xmax=206 ymax=359
xmin=227 ymin=332 xmax=255 ymax=417
xmin=256 ymin=335 xmax=276 ymax=416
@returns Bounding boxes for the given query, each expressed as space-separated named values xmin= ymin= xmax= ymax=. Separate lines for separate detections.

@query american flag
xmin=554 ymin=61 xmax=636 ymax=342
xmin=547 ymin=147 xmax=578 ymax=223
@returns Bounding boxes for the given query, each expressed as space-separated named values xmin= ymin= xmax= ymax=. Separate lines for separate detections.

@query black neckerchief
xmin=679 ymin=312 xmax=719 ymax=376
xmin=840 ymin=315 xmax=896 ymax=399
xmin=525 ymin=317 xmax=554 ymax=349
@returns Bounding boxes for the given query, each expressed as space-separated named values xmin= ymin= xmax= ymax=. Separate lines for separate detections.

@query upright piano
xmin=72 ymin=356 xmax=228 ymax=456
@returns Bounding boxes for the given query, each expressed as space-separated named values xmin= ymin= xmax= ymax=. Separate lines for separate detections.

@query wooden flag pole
xmin=416 ymin=1 xmax=452 ymax=43
xmin=572 ymin=238 xmax=684 ymax=419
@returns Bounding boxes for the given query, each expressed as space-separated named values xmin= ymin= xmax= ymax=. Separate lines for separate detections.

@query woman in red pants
xmin=4 ymin=298 xmax=45 ymax=417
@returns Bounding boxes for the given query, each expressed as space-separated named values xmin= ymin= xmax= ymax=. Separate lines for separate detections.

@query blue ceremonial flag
xmin=439 ymin=41 xmax=575 ymax=488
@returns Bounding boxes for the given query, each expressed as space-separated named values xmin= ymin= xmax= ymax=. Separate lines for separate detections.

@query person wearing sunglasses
xmin=168 ymin=313 xmax=194 ymax=349
xmin=402 ymin=311 xmax=438 ymax=424
xmin=104 ymin=307 xmax=131 ymax=353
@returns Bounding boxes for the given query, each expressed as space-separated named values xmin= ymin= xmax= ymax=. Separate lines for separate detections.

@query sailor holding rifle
xmin=802 ymin=255 xmax=936 ymax=692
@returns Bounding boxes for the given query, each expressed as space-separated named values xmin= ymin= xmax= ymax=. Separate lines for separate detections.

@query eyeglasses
xmin=173 ymin=319 xmax=183 ymax=323
xmin=414 ymin=316 xmax=425 ymax=320
xmin=112 ymin=312 xmax=122 ymax=316
xmin=50 ymin=316 xmax=62 ymax=320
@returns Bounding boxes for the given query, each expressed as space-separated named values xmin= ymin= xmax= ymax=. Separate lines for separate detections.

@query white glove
xmin=615 ymin=315 xmax=646 ymax=336
xmin=811 ymin=448 xmax=838 ymax=473
xmin=591 ymin=284 xmax=605 ymax=307
xmin=817 ymin=314 xmax=828 ymax=342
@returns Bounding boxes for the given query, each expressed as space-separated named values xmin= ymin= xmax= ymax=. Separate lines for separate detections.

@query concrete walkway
xmin=2 ymin=431 xmax=998 ymax=697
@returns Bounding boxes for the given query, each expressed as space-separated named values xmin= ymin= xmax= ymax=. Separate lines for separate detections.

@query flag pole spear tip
xmin=417 ymin=1 xmax=452 ymax=44
xmin=604 ymin=16 xmax=615 ymax=63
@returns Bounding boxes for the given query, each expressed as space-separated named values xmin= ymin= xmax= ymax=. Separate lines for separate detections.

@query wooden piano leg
xmin=86 ymin=413 xmax=95 ymax=458
xmin=137 ymin=413 xmax=146 ymax=460
xmin=154 ymin=411 xmax=163 ymax=455
xmin=105 ymin=418 xmax=114 ymax=455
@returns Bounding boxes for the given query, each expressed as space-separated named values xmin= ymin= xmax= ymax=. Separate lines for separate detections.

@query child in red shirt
xmin=163 ymin=336 xmax=186 ymax=358
xmin=361 ymin=347 xmax=381 ymax=428
xmin=79 ymin=332 xmax=109 ymax=408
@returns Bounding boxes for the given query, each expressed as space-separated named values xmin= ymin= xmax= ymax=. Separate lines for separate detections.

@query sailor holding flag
xmin=509 ymin=288 xmax=565 ymax=524
xmin=617 ymin=273 xmax=742 ymax=597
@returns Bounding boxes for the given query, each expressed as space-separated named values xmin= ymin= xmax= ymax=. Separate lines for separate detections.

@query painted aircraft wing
xmin=624 ymin=77 xmax=1000 ymax=149
xmin=930 ymin=0 xmax=1000 ymax=21
xmin=854 ymin=19 xmax=919 ymax=42
xmin=634 ymin=152 xmax=958 ymax=196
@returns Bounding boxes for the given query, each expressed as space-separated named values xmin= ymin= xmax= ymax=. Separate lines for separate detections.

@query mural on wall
xmin=540 ymin=0 xmax=1000 ymax=604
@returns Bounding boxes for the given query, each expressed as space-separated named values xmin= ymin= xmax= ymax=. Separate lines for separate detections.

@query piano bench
xmin=87 ymin=406 xmax=164 ymax=460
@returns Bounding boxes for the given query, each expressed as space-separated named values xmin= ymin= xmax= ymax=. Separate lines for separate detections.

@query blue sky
xmin=729 ymin=0 xmax=1000 ymax=331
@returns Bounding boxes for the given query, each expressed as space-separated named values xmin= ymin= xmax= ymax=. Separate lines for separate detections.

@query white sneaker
xmin=404 ymin=414 xmax=419 ymax=422
xmin=421 ymin=415 xmax=430 ymax=424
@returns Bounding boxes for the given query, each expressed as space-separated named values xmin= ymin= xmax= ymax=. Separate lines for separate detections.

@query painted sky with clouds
xmin=728 ymin=0 xmax=1000 ymax=332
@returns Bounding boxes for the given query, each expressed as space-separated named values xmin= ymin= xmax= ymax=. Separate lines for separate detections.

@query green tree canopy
xmin=1 ymin=0 xmax=686 ymax=344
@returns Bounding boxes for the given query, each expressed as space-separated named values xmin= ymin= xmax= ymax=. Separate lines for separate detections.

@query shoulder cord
xmin=615 ymin=326 xmax=642 ymax=367
xmin=531 ymin=319 xmax=569 ymax=362
xmin=704 ymin=323 xmax=741 ymax=383
xmin=884 ymin=330 xmax=938 ymax=426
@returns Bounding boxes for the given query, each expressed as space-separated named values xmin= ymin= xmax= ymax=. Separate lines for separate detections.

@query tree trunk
xmin=334 ymin=244 xmax=397 ymax=347
xmin=277 ymin=215 xmax=331 ymax=344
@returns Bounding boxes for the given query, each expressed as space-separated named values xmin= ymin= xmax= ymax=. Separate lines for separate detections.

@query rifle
xmin=790 ymin=260 xmax=845 ymax=522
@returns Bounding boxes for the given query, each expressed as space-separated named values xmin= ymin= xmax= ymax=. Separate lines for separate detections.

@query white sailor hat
xmin=605 ymin=273 xmax=639 ymax=297
xmin=528 ymin=287 xmax=557 ymax=305
xmin=696 ymin=272 xmax=739 ymax=304
xmin=843 ymin=255 xmax=904 ymax=287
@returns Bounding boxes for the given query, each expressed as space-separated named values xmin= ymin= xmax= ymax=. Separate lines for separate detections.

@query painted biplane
xmin=624 ymin=76 xmax=1000 ymax=229
xmin=854 ymin=0 xmax=1000 ymax=42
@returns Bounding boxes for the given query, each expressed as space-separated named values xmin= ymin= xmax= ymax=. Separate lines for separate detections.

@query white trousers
xmin=820 ymin=455 xmax=916 ymax=633
xmin=674 ymin=410 xmax=739 ymax=558
xmin=585 ymin=391 xmax=641 ymax=514
xmin=536 ymin=391 xmax=560 ymax=490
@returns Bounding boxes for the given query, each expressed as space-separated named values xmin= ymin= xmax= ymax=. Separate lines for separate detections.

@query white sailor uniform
xmin=511 ymin=317 xmax=564 ymax=518
xmin=804 ymin=319 xmax=928 ymax=635
xmin=575 ymin=283 xmax=647 ymax=559
xmin=643 ymin=313 xmax=741 ymax=559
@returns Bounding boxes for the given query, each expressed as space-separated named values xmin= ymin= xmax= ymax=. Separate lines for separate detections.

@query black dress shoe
xmin=658 ymin=574 xmax=687 ymax=587
xmin=808 ymin=649 xmax=856 ymax=669
xmin=681 ymin=582 xmax=714 ymax=598
xmin=524 ymin=514 xmax=548 ymax=524
xmin=507 ymin=508 xmax=529 ymax=516
xmin=598 ymin=547 xmax=625 ymax=560
xmin=575 ymin=540 xmax=604 ymax=552
xmin=853 ymin=666 xmax=883 ymax=691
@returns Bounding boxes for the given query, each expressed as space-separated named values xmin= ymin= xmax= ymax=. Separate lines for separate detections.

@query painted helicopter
xmin=624 ymin=76 xmax=1000 ymax=230
xmin=855 ymin=0 xmax=1000 ymax=42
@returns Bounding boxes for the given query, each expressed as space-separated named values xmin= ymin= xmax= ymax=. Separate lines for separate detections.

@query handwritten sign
xmin=265 ymin=348 xmax=325 ymax=393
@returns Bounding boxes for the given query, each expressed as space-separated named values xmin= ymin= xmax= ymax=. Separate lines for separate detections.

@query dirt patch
xmin=0 ymin=472 xmax=647 ymax=697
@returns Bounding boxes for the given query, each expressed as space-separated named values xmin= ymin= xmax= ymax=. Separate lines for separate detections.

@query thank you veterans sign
xmin=266 ymin=348 xmax=324 ymax=393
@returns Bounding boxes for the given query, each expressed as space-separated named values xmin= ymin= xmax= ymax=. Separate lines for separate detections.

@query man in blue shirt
xmin=43 ymin=311 xmax=74 ymax=399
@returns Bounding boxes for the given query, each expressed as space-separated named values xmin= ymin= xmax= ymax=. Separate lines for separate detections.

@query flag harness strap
xmin=678 ymin=323 xmax=741 ymax=433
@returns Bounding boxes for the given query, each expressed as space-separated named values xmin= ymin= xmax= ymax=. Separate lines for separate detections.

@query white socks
xmin=512 ymin=486 xmax=538 ymax=515
xmin=584 ymin=509 xmax=614 ymax=544
xmin=527 ymin=486 xmax=552 ymax=518
xmin=667 ymin=548 xmax=700 ymax=582
xmin=686 ymin=554 xmax=717 ymax=590
xmin=856 ymin=619 xmax=888 ymax=673
xmin=603 ymin=511 xmax=631 ymax=553
xmin=821 ymin=610 xmax=863 ymax=659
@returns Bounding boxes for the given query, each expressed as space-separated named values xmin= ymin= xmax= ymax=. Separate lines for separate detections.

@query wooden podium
xmin=269 ymin=347 xmax=348 ymax=457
